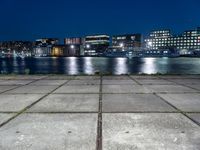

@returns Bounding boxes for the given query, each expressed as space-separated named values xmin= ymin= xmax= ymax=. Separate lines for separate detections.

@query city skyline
xmin=0 ymin=0 xmax=200 ymax=41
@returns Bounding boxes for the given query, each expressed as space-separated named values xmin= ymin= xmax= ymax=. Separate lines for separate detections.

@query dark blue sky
xmin=0 ymin=0 xmax=199 ymax=41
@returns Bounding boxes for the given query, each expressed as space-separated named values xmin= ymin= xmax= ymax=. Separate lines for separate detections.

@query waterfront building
xmin=145 ymin=27 xmax=200 ymax=53
xmin=84 ymin=35 xmax=110 ymax=56
xmin=64 ymin=37 xmax=83 ymax=56
xmin=52 ymin=45 xmax=80 ymax=57
xmin=33 ymin=38 xmax=59 ymax=57
xmin=35 ymin=38 xmax=59 ymax=46
xmin=33 ymin=45 xmax=52 ymax=57
xmin=112 ymin=34 xmax=142 ymax=50
xmin=64 ymin=37 xmax=82 ymax=45
xmin=0 ymin=41 xmax=33 ymax=52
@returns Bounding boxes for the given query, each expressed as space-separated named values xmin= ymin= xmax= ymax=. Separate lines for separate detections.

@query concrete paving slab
xmin=0 ymin=80 xmax=34 ymax=85
xmin=168 ymin=79 xmax=200 ymax=85
xmin=0 ymin=94 xmax=45 ymax=112
xmin=6 ymin=85 xmax=58 ymax=94
xmin=54 ymin=85 xmax=99 ymax=93
xmin=186 ymin=84 xmax=200 ymax=91
xmin=102 ymin=76 xmax=130 ymax=80
xmin=29 ymin=80 xmax=67 ymax=86
xmin=0 ymin=76 xmax=16 ymax=80
xmin=159 ymin=75 xmax=200 ymax=79
xmin=45 ymin=76 xmax=75 ymax=80
xmin=144 ymin=85 xmax=197 ymax=93
xmin=158 ymin=93 xmax=200 ymax=112
xmin=187 ymin=113 xmax=200 ymax=124
xmin=135 ymin=79 xmax=175 ymax=85
xmin=9 ymin=75 xmax=47 ymax=80
xmin=102 ymin=94 xmax=176 ymax=112
xmin=102 ymin=85 xmax=152 ymax=94
xmin=67 ymin=80 xmax=100 ymax=85
xmin=74 ymin=76 xmax=100 ymax=80
xmin=102 ymin=80 xmax=137 ymax=85
xmin=0 ymin=113 xmax=16 ymax=125
xmin=130 ymin=75 xmax=160 ymax=79
xmin=28 ymin=94 xmax=99 ymax=112
xmin=103 ymin=113 xmax=200 ymax=150
xmin=0 ymin=113 xmax=97 ymax=150
xmin=0 ymin=86 xmax=18 ymax=93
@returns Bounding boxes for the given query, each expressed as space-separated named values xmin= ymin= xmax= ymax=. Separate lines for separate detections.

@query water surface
xmin=0 ymin=57 xmax=200 ymax=75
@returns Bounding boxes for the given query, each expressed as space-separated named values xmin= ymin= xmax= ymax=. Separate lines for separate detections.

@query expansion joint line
xmin=128 ymin=75 xmax=142 ymax=85
xmin=0 ymin=75 xmax=49 ymax=94
xmin=154 ymin=93 xmax=200 ymax=127
xmin=96 ymin=75 xmax=103 ymax=150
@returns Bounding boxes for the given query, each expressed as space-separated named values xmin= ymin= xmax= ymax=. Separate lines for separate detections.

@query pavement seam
xmin=2 ymin=111 xmax=200 ymax=113
xmin=160 ymin=77 xmax=200 ymax=92
xmin=96 ymin=75 xmax=102 ymax=150
xmin=1 ymin=92 xmax=200 ymax=95
xmin=0 ymin=75 xmax=49 ymax=94
xmin=128 ymin=75 xmax=142 ymax=85
xmin=0 ymin=79 xmax=71 ymax=128
xmin=154 ymin=93 xmax=200 ymax=127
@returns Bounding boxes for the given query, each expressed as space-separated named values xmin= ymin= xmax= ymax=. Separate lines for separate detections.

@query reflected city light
xmin=114 ymin=58 xmax=128 ymax=75
xmin=140 ymin=58 xmax=157 ymax=74
xmin=83 ymin=57 xmax=94 ymax=74
xmin=12 ymin=58 xmax=19 ymax=73
xmin=66 ymin=57 xmax=78 ymax=75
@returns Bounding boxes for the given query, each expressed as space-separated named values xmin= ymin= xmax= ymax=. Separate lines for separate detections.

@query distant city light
xmin=119 ymin=43 xmax=124 ymax=47
xmin=148 ymin=41 xmax=152 ymax=47
xmin=86 ymin=44 xmax=90 ymax=49
xmin=70 ymin=45 xmax=75 ymax=49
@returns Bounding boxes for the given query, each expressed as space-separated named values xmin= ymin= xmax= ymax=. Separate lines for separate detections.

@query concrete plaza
xmin=0 ymin=75 xmax=200 ymax=150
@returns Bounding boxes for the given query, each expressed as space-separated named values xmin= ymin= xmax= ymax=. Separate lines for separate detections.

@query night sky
xmin=0 ymin=0 xmax=200 ymax=41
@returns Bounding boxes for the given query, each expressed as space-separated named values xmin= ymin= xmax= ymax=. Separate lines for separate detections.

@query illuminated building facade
xmin=84 ymin=35 xmax=110 ymax=56
xmin=64 ymin=37 xmax=82 ymax=45
xmin=33 ymin=38 xmax=59 ymax=57
xmin=145 ymin=27 xmax=200 ymax=51
xmin=33 ymin=45 xmax=52 ymax=57
xmin=35 ymin=38 xmax=59 ymax=46
xmin=64 ymin=37 xmax=83 ymax=56
xmin=112 ymin=34 xmax=142 ymax=50
xmin=52 ymin=45 xmax=80 ymax=57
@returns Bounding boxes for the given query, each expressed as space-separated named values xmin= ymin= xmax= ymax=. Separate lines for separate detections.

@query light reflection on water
xmin=0 ymin=57 xmax=200 ymax=74
xmin=66 ymin=57 xmax=78 ymax=75
xmin=140 ymin=58 xmax=157 ymax=74
xmin=114 ymin=58 xmax=128 ymax=75
xmin=83 ymin=57 xmax=94 ymax=75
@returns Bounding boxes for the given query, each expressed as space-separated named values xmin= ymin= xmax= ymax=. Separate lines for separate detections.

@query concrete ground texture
xmin=0 ymin=75 xmax=200 ymax=150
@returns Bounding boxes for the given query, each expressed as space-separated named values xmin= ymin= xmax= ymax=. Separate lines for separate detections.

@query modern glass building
xmin=64 ymin=37 xmax=82 ymax=45
xmin=84 ymin=35 xmax=110 ymax=56
xmin=35 ymin=38 xmax=59 ymax=46
xmin=112 ymin=34 xmax=142 ymax=50
xmin=145 ymin=27 xmax=200 ymax=51
xmin=64 ymin=37 xmax=83 ymax=56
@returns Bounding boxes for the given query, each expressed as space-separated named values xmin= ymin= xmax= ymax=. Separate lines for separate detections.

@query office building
xmin=33 ymin=45 xmax=52 ymax=57
xmin=33 ymin=38 xmax=59 ymax=57
xmin=51 ymin=45 xmax=80 ymax=57
xmin=84 ymin=35 xmax=110 ymax=56
xmin=112 ymin=34 xmax=142 ymax=50
xmin=145 ymin=27 xmax=200 ymax=51
xmin=35 ymin=38 xmax=59 ymax=46
xmin=64 ymin=37 xmax=82 ymax=45
xmin=64 ymin=37 xmax=83 ymax=56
